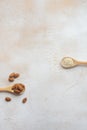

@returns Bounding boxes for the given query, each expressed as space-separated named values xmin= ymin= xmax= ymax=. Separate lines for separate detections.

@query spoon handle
xmin=77 ymin=61 xmax=87 ymax=65
xmin=0 ymin=88 xmax=7 ymax=92
xmin=0 ymin=87 xmax=11 ymax=92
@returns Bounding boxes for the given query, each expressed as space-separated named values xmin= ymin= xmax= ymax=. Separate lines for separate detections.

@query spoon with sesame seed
xmin=61 ymin=57 xmax=87 ymax=69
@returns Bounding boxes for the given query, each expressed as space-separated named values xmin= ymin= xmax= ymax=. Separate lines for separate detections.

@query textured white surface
xmin=0 ymin=0 xmax=87 ymax=130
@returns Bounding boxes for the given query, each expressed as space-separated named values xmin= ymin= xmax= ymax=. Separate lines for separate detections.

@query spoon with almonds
xmin=0 ymin=83 xmax=25 ymax=95
xmin=61 ymin=57 xmax=87 ymax=69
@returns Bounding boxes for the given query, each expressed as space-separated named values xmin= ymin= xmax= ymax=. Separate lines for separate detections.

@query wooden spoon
xmin=0 ymin=83 xmax=25 ymax=95
xmin=61 ymin=57 xmax=87 ymax=69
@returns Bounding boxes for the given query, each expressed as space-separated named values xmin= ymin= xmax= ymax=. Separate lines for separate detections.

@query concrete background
xmin=0 ymin=0 xmax=87 ymax=130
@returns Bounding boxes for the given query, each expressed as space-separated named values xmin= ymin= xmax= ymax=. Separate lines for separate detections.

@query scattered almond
xmin=8 ymin=77 xmax=14 ymax=82
xmin=14 ymin=73 xmax=20 ymax=78
xmin=22 ymin=98 xmax=27 ymax=104
xmin=8 ymin=72 xmax=20 ymax=82
xmin=9 ymin=72 xmax=15 ymax=78
xmin=5 ymin=97 xmax=11 ymax=102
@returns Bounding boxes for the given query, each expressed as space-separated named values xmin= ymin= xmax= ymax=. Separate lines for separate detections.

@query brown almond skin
xmin=8 ymin=77 xmax=14 ymax=82
xmin=9 ymin=73 xmax=15 ymax=78
xmin=14 ymin=90 xmax=21 ymax=94
xmin=18 ymin=86 xmax=24 ymax=91
xmin=9 ymin=72 xmax=20 ymax=79
xmin=14 ymin=73 xmax=20 ymax=78
xmin=5 ymin=97 xmax=11 ymax=102
xmin=22 ymin=98 xmax=27 ymax=104
xmin=12 ymin=83 xmax=25 ymax=94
